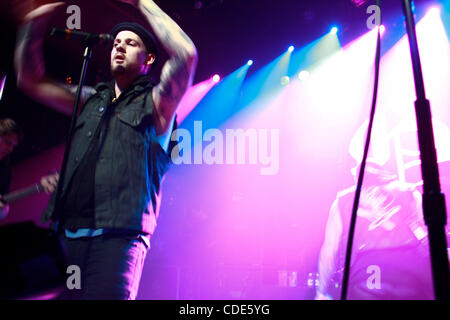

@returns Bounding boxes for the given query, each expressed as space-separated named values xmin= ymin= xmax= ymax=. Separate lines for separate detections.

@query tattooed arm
xmin=14 ymin=3 xmax=93 ymax=115
xmin=138 ymin=0 xmax=198 ymax=136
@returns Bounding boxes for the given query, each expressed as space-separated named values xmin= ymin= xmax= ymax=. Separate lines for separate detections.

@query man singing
xmin=15 ymin=0 xmax=197 ymax=299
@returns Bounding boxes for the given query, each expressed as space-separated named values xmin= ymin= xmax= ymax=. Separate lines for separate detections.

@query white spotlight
xmin=298 ymin=70 xmax=310 ymax=81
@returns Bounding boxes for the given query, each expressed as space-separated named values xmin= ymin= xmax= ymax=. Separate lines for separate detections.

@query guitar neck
xmin=3 ymin=183 xmax=43 ymax=203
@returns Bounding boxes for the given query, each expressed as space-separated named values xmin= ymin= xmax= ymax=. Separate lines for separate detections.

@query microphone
xmin=50 ymin=28 xmax=113 ymax=45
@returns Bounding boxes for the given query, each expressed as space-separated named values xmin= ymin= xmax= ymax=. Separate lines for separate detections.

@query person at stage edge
xmin=0 ymin=118 xmax=58 ymax=220
xmin=0 ymin=118 xmax=22 ymax=219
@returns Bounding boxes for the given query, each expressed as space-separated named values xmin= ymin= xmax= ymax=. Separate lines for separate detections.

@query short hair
xmin=0 ymin=118 xmax=23 ymax=141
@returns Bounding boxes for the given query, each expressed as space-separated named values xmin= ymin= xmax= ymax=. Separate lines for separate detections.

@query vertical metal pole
xmin=401 ymin=0 xmax=450 ymax=300
xmin=53 ymin=45 xmax=92 ymax=223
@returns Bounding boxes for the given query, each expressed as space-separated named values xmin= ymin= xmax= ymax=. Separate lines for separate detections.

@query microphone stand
xmin=401 ymin=0 xmax=450 ymax=300
xmin=51 ymin=33 xmax=97 ymax=226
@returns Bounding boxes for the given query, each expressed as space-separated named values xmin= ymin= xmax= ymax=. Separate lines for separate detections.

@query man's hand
xmin=0 ymin=196 xmax=10 ymax=220
xmin=40 ymin=173 xmax=59 ymax=194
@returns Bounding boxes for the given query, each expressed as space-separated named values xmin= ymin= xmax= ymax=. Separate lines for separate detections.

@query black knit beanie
xmin=110 ymin=22 xmax=159 ymax=66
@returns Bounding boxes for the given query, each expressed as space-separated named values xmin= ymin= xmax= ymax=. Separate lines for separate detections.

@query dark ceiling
xmin=0 ymin=0 xmax=437 ymax=165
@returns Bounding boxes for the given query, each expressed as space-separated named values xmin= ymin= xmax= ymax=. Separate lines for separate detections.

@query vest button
xmin=99 ymin=106 xmax=104 ymax=113
xmin=87 ymin=131 xmax=92 ymax=137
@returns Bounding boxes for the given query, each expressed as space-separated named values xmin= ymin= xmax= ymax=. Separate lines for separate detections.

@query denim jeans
xmin=58 ymin=231 xmax=149 ymax=300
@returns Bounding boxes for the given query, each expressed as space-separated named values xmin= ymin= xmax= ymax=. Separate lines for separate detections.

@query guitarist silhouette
xmin=0 ymin=118 xmax=58 ymax=219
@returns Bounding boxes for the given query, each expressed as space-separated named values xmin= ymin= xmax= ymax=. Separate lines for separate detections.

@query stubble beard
xmin=111 ymin=63 xmax=126 ymax=77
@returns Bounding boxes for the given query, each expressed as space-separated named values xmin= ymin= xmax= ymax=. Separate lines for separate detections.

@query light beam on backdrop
xmin=232 ymin=52 xmax=292 ymax=114
xmin=179 ymin=60 xmax=252 ymax=133
xmin=178 ymin=31 xmax=341 ymax=136
xmin=288 ymin=30 xmax=341 ymax=78
xmin=287 ymin=27 xmax=378 ymax=128
xmin=257 ymin=47 xmax=292 ymax=95
xmin=176 ymin=76 xmax=220 ymax=123
xmin=233 ymin=32 xmax=341 ymax=121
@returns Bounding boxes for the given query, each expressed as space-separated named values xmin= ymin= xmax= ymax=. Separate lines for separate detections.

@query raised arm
xmin=14 ymin=3 xmax=78 ymax=115
xmin=138 ymin=0 xmax=198 ymax=136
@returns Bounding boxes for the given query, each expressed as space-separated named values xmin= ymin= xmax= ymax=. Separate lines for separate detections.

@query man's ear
xmin=145 ymin=53 xmax=156 ymax=66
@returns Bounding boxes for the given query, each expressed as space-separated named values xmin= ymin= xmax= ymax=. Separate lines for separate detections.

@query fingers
xmin=23 ymin=2 xmax=65 ymax=22
xmin=41 ymin=173 xmax=59 ymax=194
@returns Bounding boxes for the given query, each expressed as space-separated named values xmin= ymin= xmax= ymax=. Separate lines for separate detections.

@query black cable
xmin=340 ymin=0 xmax=382 ymax=300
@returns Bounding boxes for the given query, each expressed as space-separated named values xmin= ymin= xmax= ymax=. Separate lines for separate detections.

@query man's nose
xmin=115 ymin=43 xmax=126 ymax=53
